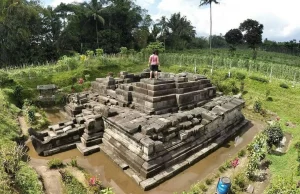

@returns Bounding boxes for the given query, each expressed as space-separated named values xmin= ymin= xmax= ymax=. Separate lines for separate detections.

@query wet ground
xmin=26 ymin=118 xmax=265 ymax=194
xmin=43 ymin=108 xmax=69 ymax=124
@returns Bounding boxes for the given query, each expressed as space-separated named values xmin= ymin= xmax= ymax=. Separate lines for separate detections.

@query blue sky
xmin=42 ymin=0 xmax=300 ymax=42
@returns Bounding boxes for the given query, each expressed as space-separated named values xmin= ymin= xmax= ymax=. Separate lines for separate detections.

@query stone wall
xmin=101 ymin=96 xmax=245 ymax=183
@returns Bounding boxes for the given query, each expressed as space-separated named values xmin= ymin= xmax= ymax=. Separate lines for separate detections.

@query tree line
xmin=0 ymin=0 xmax=299 ymax=67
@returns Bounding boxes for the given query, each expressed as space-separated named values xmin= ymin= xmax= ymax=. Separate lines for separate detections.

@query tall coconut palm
xmin=86 ymin=0 xmax=105 ymax=48
xmin=199 ymin=0 xmax=219 ymax=52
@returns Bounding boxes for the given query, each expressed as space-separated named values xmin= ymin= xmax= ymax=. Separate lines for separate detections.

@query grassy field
xmin=1 ymin=49 xmax=300 ymax=193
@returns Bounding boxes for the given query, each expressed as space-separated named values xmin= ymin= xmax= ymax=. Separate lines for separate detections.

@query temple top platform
xmin=89 ymin=70 xmax=217 ymax=115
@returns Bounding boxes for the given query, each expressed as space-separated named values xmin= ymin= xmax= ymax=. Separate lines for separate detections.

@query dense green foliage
xmin=48 ymin=159 xmax=64 ymax=169
xmin=60 ymin=170 xmax=87 ymax=194
xmin=15 ymin=162 xmax=43 ymax=194
xmin=264 ymin=124 xmax=284 ymax=150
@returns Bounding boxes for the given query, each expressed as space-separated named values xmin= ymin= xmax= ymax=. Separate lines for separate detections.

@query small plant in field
xmin=100 ymin=187 xmax=114 ymax=194
xmin=238 ymin=149 xmax=246 ymax=158
xmin=249 ymin=75 xmax=268 ymax=83
xmin=240 ymin=81 xmax=245 ymax=93
xmin=253 ymin=100 xmax=262 ymax=113
xmin=218 ymin=165 xmax=226 ymax=173
xmin=297 ymin=164 xmax=300 ymax=176
xmin=70 ymin=158 xmax=78 ymax=167
xmin=199 ymin=184 xmax=207 ymax=192
xmin=294 ymin=142 xmax=300 ymax=150
xmin=236 ymin=72 xmax=246 ymax=80
xmin=205 ymin=178 xmax=213 ymax=185
xmin=96 ymin=48 xmax=104 ymax=56
xmin=280 ymin=83 xmax=289 ymax=89
xmin=266 ymin=97 xmax=273 ymax=101
xmin=265 ymin=89 xmax=270 ymax=98
xmin=224 ymin=160 xmax=232 ymax=169
xmin=47 ymin=158 xmax=64 ymax=169
xmin=214 ymin=173 xmax=220 ymax=179
xmin=231 ymin=172 xmax=248 ymax=193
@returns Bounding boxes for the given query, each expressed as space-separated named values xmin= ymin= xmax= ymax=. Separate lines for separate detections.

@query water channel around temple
xmin=26 ymin=109 xmax=263 ymax=194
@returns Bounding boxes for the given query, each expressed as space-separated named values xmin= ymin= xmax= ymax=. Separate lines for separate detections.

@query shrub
xmin=264 ymin=124 xmax=284 ymax=149
xmin=266 ymin=97 xmax=273 ymax=101
xmin=120 ymin=47 xmax=128 ymax=55
xmin=253 ymin=100 xmax=262 ymax=113
xmin=279 ymin=83 xmax=289 ymax=89
xmin=47 ymin=159 xmax=64 ymax=169
xmin=205 ymin=178 xmax=213 ymax=185
xmin=15 ymin=162 xmax=43 ymax=194
xmin=199 ymin=184 xmax=207 ymax=192
xmin=240 ymin=81 xmax=245 ymax=93
xmin=238 ymin=149 xmax=246 ymax=158
xmin=218 ymin=166 xmax=226 ymax=173
xmin=235 ymin=72 xmax=246 ymax=80
xmin=96 ymin=48 xmax=104 ymax=56
xmin=294 ymin=142 xmax=300 ymax=149
xmin=224 ymin=160 xmax=232 ymax=169
xmin=60 ymin=170 xmax=87 ymax=194
xmin=249 ymin=75 xmax=268 ymax=83
xmin=70 ymin=158 xmax=78 ymax=167
xmin=297 ymin=164 xmax=300 ymax=176
xmin=266 ymin=89 xmax=270 ymax=98
xmin=231 ymin=172 xmax=248 ymax=193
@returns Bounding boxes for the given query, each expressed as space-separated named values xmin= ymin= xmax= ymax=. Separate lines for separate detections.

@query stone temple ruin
xmin=29 ymin=70 xmax=248 ymax=190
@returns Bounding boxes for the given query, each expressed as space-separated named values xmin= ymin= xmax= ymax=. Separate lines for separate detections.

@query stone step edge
xmin=101 ymin=119 xmax=249 ymax=190
xmin=76 ymin=143 xmax=100 ymax=156
xmin=139 ymin=119 xmax=249 ymax=190
xmin=100 ymin=144 xmax=130 ymax=170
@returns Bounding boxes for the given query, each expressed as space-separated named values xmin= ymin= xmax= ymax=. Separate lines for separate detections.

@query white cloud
xmin=135 ymin=0 xmax=155 ymax=9
xmin=50 ymin=0 xmax=85 ymax=7
xmin=154 ymin=0 xmax=300 ymax=41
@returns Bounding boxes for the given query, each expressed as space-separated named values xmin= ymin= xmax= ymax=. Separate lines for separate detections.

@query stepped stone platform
xmin=29 ymin=71 xmax=247 ymax=190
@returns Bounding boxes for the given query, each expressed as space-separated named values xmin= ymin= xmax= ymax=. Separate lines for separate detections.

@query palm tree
xmin=199 ymin=0 xmax=219 ymax=52
xmin=85 ymin=0 xmax=105 ymax=48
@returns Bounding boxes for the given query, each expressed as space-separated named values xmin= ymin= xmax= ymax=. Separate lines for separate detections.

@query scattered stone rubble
xmin=29 ymin=70 xmax=248 ymax=190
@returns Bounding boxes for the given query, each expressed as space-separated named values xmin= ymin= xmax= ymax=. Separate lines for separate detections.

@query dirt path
xmin=29 ymin=159 xmax=63 ymax=194
xmin=18 ymin=116 xmax=29 ymax=135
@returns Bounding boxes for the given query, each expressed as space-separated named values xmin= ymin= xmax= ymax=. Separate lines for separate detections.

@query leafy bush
xmin=217 ymin=79 xmax=239 ymax=95
xmin=96 ymin=49 xmax=104 ymax=56
xmin=231 ymin=172 xmax=248 ymax=193
xmin=279 ymin=83 xmax=289 ymax=89
xmin=47 ymin=159 xmax=64 ymax=169
xmin=60 ymin=170 xmax=87 ymax=194
xmin=224 ymin=160 xmax=232 ymax=169
xmin=15 ymin=162 xmax=43 ymax=194
xmin=238 ymin=149 xmax=246 ymax=158
xmin=297 ymin=164 xmax=300 ymax=176
xmin=199 ymin=184 xmax=207 ymax=192
xmin=235 ymin=72 xmax=246 ymax=80
xmin=266 ymin=97 xmax=273 ymax=101
xmin=264 ymin=124 xmax=284 ymax=149
xmin=249 ymin=75 xmax=268 ymax=83
xmin=70 ymin=158 xmax=78 ymax=167
xmin=205 ymin=178 xmax=213 ymax=185
xmin=253 ymin=100 xmax=262 ymax=113
xmin=120 ymin=47 xmax=128 ymax=55
xmin=218 ymin=166 xmax=226 ymax=173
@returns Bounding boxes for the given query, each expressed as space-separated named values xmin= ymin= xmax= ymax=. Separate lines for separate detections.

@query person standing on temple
xmin=148 ymin=50 xmax=160 ymax=79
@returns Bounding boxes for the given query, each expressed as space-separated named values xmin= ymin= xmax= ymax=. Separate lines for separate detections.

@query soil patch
xmin=19 ymin=116 xmax=29 ymax=136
